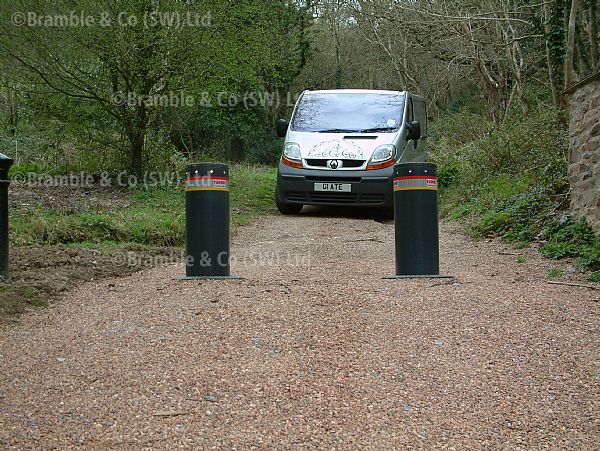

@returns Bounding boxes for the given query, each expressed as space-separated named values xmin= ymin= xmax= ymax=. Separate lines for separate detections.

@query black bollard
xmin=0 ymin=153 xmax=14 ymax=281
xmin=182 ymin=163 xmax=240 ymax=280
xmin=385 ymin=162 xmax=451 ymax=279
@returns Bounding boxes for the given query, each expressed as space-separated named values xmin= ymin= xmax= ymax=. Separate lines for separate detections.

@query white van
xmin=275 ymin=89 xmax=427 ymax=214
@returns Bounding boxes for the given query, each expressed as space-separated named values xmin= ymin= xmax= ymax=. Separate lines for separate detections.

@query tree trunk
xmin=1 ymin=84 xmax=19 ymax=136
xmin=565 ymin=0 xmax=580 ymax=89
xmin=128 ymin=128 xmax=145 ymax=180
xmin=576 ymin=28 xmax=591 ymax=75
xmin=543 ymin=1 xmax=560 ymax=108
xmin=589 ymin=1 xmax=599 ymax=71
xmin=230 ymin=137 xmax=245 ymax=161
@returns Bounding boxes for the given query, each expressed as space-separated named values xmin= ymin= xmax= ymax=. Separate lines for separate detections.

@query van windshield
xmin=290 ymin=92 xmax=405 ymax=133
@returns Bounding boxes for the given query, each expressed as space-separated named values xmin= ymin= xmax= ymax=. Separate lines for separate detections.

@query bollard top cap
xmin=186 ymin=162 xmax=228 ymax=178
xmin=0 ymin=153 xmax=14 ymax=170
xmin=393 ymin=162 xmax=436 ymax=177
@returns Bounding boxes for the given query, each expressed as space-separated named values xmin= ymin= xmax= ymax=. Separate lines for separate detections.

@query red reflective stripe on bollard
xmin=393 ymin=176 xmax=438 ymax=191
xmin=185 ymin=176 xmax=230 ymax=191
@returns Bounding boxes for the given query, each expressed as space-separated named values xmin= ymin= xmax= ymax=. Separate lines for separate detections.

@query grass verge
xmin=9 ymin=165 xmax=276 ymax=246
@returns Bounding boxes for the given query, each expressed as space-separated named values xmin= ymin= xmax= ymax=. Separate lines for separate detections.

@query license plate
xmin=314 ymin=182 xmax=351 ymax=192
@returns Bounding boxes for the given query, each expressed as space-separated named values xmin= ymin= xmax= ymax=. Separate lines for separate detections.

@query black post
xmin=182 ymin=163 xmax=240 ymax=280
xmin=385 ymin=162 xmax=451 ymax=279
xmin=0 ymin=153 xmax=14 ymax=281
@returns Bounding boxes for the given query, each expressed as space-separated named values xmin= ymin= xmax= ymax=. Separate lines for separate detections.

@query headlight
xmin=370 ymin=144 xmax=396 ymax=163
xmin=283 ymin=142 xmax=301 ymax=161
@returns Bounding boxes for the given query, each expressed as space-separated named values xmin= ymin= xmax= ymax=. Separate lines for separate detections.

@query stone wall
xmin=567 ymin=73 xmax=600 ymax=234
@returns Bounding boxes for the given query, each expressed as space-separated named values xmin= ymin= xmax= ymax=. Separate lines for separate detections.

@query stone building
xmin=565 ymin=71 xmax=600 ymax=234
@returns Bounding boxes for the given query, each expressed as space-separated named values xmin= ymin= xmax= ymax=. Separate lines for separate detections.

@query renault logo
xmin=327 ymin=159 xmax=341 ymax=170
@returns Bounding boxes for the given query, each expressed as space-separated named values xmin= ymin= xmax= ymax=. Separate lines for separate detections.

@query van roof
xmin=305 ymin=89 xmax=406 ymax=96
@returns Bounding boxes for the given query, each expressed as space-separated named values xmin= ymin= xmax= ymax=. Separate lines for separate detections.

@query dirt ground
xmin=1 ymin=182 xmax=180 ymax=318
xmin=0 ymin=210 xmax=598 ymax=449
xmin=1 ymin=245 xmax=182 ymax=318
xmin=8 ymin=181 xmax=133 ymax=211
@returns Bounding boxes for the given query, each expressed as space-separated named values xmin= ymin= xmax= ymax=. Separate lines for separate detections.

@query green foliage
xmin=546 ymin=0 xmax=568 ymax=89
xmin=246 ymin=140 xmax=283 ymax=165
xmin=230 ymin=165 xmax=277 ymax=227
xmin=432 ymin=104 xmax=568 ymax=194
xmin=448 ymin=203 xmax=470 ymax=220
xmin=433 ymin=97 xmax=598 ymax=278
xmin=452 ymin=176 xmax=566 ymax=245
xmin=548 ymin=268 xmax=563 ymax=278
xmin=436 ymin=162 xmax=462 ymax=188
xmin=0 ymin=0 xmax=309 ymax=174
xmin=467 ymin=108 xmax=568 ymax=181
xmin=540 ymin=219 xmax=600 ymax=272
xmin=472 ymin=211 xmax=512 ymax=237
xmin=429 ymin=110 xmax=492 ymax=149
xmin=11 ymin=209 xmax=181 ymax=247
xmin=477 ymin=176 xmax=533 ymax=210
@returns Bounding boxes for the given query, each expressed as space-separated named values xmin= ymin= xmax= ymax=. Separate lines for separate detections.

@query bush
xmin=437 ymin=161 xmax=462 ymax=188
xmin=431 ymin=99 xmax=598 ymax=279
xmin=465 ymin=107 xmax=568 ymax=184
xmin=455 ymin=177 xmax=568 ymax=246
xmin=246 ymin=139 xmax=282 ymax=165
xmin=540 ymin=219 xmax=600 ymax=272
xmin=431 ymin=105 xmax=568 ymax=192
xmin=472 ymin=211 xmax=511 ymax=236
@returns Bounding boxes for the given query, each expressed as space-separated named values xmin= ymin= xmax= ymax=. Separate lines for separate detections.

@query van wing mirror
xmin=406 ymin=120 xmax=421 ymax=141
xmin=276 ymin=119 xmax=289 ymax=138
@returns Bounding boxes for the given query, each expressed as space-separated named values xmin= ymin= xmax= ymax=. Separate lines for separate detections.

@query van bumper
xmin=276 ymin=161 xmax=394 ymax=208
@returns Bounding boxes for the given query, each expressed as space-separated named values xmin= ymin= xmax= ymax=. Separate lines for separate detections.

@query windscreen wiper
xmin=358 ymin=127 xmax=397 ymax=133
xmin=316 ymin=128 xmax=360 ymax=133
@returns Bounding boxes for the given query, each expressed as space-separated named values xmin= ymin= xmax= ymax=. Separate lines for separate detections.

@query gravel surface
xmin=1 ymin=212 xmax=599 ymax=449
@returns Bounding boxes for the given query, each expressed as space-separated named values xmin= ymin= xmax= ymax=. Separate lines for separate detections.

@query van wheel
xmin=276 ymin=197 xmax=303 ymax=215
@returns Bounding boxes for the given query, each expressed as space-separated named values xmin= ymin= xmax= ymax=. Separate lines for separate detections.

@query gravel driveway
xmin=1 ymin=212 xmax=599 ymax=449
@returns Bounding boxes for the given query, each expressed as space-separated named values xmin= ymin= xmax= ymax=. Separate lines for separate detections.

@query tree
xmin=565 ymin=0 xmax=581 ymax=88
xmin=348 ymin=0 xmax=543 ymax=122
xmin=0 ymin=0 xmax=307 ymax=175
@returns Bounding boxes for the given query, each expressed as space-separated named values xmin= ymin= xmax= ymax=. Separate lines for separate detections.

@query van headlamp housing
xmin=370 ymin=144 xmax=396 ymax=163
xmin=283 ymin=142 xmax=301 ymax=161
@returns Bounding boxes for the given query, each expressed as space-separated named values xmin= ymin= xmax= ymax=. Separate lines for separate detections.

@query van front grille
xmin=285 ymin=191 xmax=385 ymax=205
xmin=359 ymin=193 xmax=386 ymax=204
xmin=310 ymin=192 xmax=358 ymax=204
